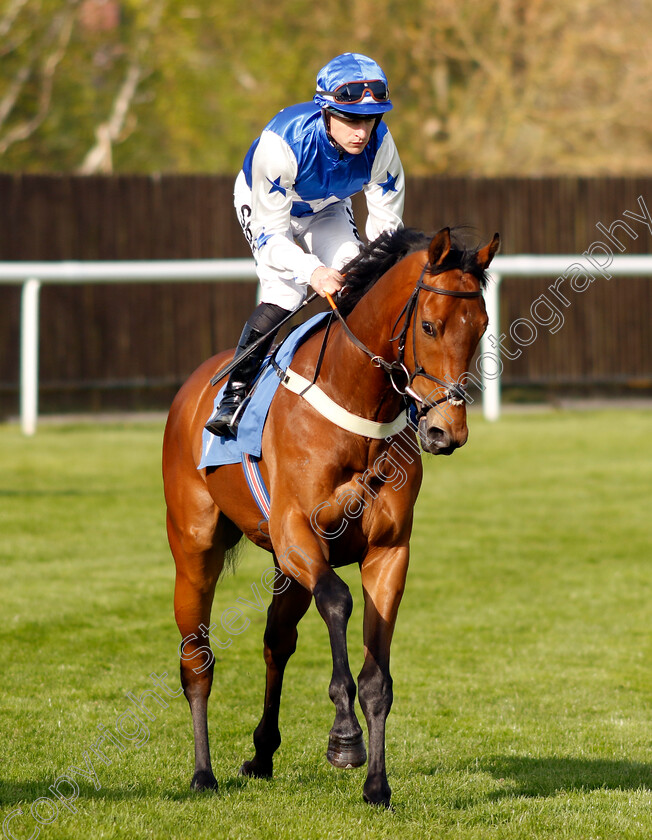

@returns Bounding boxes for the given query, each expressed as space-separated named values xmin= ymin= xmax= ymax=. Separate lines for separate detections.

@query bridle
xmin=326 ymin=261 xmax=484 ymax=412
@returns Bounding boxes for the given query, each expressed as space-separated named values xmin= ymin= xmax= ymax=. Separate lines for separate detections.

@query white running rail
xmin=482 ymin=254 xmax=652 ymax=421
xmin=1 ymin=254 xmax=651 ymax=434
xmin=1 ymin=260 xmax=256 ymax=435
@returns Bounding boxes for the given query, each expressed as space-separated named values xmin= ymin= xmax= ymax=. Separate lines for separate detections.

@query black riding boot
xmin=205 ymin=303 xmax=288 ymax=438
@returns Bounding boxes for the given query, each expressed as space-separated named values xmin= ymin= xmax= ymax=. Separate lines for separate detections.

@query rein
xmin=326 ymin=263 xmax=483 ymax=412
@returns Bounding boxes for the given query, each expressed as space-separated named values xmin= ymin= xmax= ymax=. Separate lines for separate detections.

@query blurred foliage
xmin=1 ymin=0 xmax=651 ymax=175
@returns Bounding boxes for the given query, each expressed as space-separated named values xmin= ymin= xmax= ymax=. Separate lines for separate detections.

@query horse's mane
xmin=337 ymin=227 xmax=489 ymax=317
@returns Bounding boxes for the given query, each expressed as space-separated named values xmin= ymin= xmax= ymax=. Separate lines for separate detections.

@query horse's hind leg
xmin=240 ymin=574 xmax=312 ymax=779
xmin=167 ymin=504 xmax=236 ymax=791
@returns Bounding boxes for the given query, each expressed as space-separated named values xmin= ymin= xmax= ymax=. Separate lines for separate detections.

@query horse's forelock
xmin=427 ymin=244 xmax=491 ymax=289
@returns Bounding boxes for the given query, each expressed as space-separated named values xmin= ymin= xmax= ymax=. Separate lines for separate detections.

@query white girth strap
xmin=279 ymin=367 xmax=409 ymax=439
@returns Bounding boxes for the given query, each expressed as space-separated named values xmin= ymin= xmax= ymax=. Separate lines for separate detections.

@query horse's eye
xmin=421 ymin=321 xmax=437 ymax=337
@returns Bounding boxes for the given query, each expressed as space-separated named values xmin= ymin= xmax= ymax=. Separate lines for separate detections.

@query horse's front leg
xmin=315 ymin=569 xmax=367 ymax=768
xmin=358 ymin=545 xmax=409 ymax=807
xmin=241 ymin=572 xmax=312 ymax=778
xmin=273 ymin=513 xmax=366 ymax=770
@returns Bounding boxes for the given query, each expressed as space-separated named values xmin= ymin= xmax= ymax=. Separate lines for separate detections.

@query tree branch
xmin=0 ymin=61 xmax=33 ymax=130
xmin=77 ymin=61 xmax=143 ymax=174
xmin=0 ymin=0 xmax=30 ymax=40
xmin=77 ymin=0 xmax=166 ymax=174
xmin=0 ymin=4 xmax=76 ymax=155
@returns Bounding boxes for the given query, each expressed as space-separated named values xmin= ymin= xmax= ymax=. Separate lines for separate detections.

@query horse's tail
xmin=222 ymin=533 xmax=246 ymax=578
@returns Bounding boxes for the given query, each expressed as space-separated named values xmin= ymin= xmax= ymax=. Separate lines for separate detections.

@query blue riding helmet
xmin=314 ymin=53 xmax=393 ymax=117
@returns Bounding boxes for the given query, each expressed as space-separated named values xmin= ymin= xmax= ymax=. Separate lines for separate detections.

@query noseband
xmin=330 ymin=262 xmax=483 ymax=411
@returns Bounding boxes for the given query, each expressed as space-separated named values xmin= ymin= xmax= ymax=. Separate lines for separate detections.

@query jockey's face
xmin=328 ymin=112 xmax=376 ymax=155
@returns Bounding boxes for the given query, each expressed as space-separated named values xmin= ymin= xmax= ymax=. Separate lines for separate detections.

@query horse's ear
xmin=476 ymin=233 xmax=500 ymax=270
xmin=428 ymin=227 xmax=451 ymax=266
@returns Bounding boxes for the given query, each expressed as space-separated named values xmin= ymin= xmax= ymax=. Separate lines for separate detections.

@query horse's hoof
xmin=239 ymin=758 xmax=273 ymax=779
xmin=190 ymin=769 xmax=218 ymax=791
xmin=363 ymin=778 xmax=392 ymax=808
xmin=326 ymin=733 xmax=367 ymax=769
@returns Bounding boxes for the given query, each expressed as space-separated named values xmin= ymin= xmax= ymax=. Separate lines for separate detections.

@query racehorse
xmin=162 ymin=226 xmax=500 ymax=807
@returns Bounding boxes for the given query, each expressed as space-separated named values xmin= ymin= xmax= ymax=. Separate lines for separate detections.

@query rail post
xmin=480 ymin=271 xmax=502 ymax=421
xmin=20 ymin=278 xmax=42 ymax=436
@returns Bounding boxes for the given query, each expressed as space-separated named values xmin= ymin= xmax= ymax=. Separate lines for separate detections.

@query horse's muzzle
xmin=418 ymin=416 xmax=468 ymax=456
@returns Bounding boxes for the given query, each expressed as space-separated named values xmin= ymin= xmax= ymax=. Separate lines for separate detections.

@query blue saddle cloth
xmin=198 ymin=312 xmax=329 ymax=469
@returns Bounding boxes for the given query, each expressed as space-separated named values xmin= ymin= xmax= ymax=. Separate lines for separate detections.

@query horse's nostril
xmin=427 ymin=427 xmax=450 ymax=448
xmin=419 ymin=425 xmax=461 ymax=455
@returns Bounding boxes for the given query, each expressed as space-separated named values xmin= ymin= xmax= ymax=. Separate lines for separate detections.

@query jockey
xmin=206 ymin=52 xmax=405 ymax=437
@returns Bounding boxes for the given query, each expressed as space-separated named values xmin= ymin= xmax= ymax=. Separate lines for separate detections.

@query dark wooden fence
xmin=1 ymin=174 xmax=650 ymax=416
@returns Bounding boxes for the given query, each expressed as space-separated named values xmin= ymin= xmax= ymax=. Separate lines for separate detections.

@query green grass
xmin=0 ymin=409 xmax=651 ymax=839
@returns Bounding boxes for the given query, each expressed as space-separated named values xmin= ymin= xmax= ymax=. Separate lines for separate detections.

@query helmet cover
xmin=314 ymin=53 xmax=393 ymax=117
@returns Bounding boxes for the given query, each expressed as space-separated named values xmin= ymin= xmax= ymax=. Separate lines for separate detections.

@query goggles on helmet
xmin=331 ymin=80 xmax=389 ymax=104
xmin=319 ymin=79 xmax=389 ymax=105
